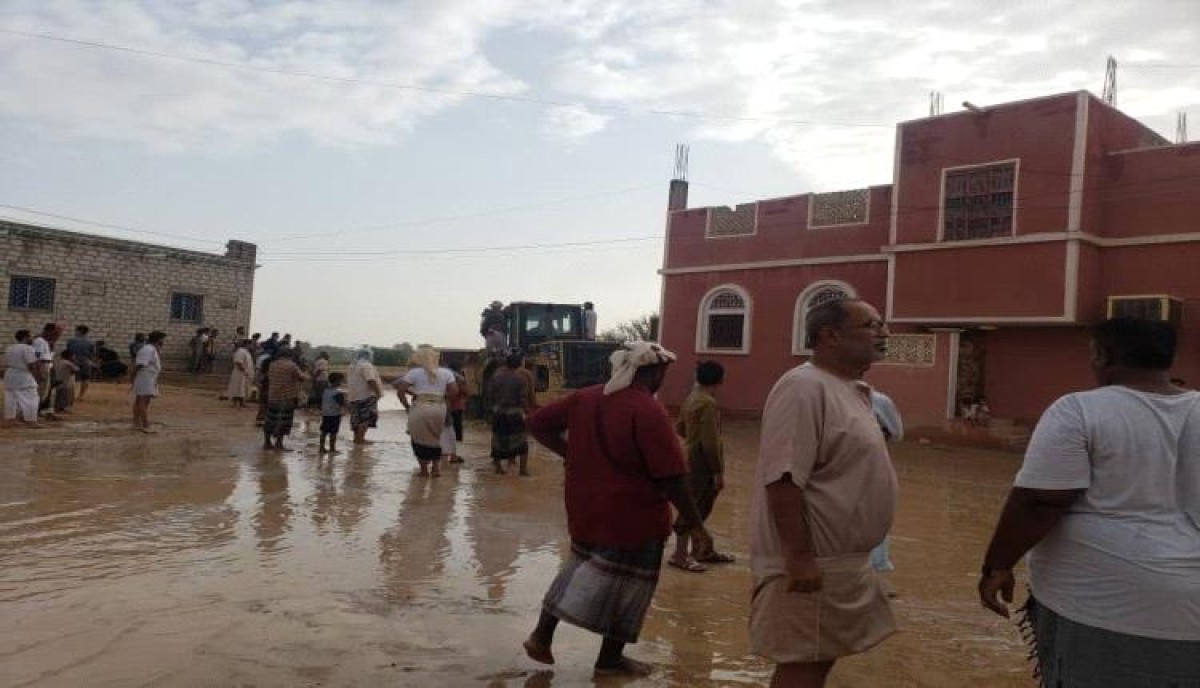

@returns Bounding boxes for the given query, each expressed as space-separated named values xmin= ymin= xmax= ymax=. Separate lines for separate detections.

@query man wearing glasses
xmin=750 ymin=298 xmax=897 ymax=687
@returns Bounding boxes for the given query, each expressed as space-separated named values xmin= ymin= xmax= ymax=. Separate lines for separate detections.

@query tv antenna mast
xmin=673 ymin=143 xmax=690 ymax=181
xmin=1102 ymin=55 xmax=1118 ymax=106
xmin=929 ymin=91 xmax=944 ymax=116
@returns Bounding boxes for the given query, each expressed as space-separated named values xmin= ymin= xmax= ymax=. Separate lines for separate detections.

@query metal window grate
xmin=710 ymin=291 xmax=745 ymax=310
xmin=943 ymin=163 xmax=1015 ymax=241
xmin=707 ymin=314 xmax=744 ymax=349
xmin=8 ymin=276 xmax=56 ymax=311
xmin=170 ymin=293 xmax=204 ymax=322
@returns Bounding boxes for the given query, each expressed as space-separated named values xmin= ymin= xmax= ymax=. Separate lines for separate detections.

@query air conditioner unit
xmin=1106 ymin=295 xmax=1183 ymax=326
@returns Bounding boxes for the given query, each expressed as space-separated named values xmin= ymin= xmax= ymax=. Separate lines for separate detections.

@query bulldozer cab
xmin=507 ymin=302 xmax=585 ymax=350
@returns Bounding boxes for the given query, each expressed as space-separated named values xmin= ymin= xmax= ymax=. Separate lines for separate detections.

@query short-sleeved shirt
xmin=311 ymin=358 xmax=329 ymax=382
xmin=135 ymin=344 xmax=161 ymax=374
xmin=267 ymin=359 xmax=304 ymax=403
xmin=1015 ymin=386 xmax=1200 ymax=641
xmin=528 ymin=384 xmax=688 ymax=549
xmin=321 ymin=388 xmax=347 ymax=417
xmin=32 ymin=337 xmax=53 ymax=363
xmin=490 ymin=367 xmax=532 ymax=409
xmin=3 ymin=343 xmax=38 ymax=390
xmin=400 ymin=367 xmax=455 ymax=395
xmin=750 ymin=363 xmax=897 ymax=583
xmin=346 ymin=360 xmax=381 ymax=402
xmin=65 ymin=336 xmax=94 ymax=363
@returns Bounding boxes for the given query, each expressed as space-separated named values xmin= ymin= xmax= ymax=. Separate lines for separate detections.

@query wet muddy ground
xmin=1 ymin=383 xmax=1032 ymax=687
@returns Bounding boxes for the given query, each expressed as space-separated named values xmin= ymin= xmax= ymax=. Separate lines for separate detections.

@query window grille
xmin=794 ymin=282 xmax=853 ymax=353
xmin=943 ymin=163 xmax=1015 ymax=241
xmin=701 ymin=288 xmax=749 ymax=351
xmin=8 ymin=276 xmax=56 ymax=311
xmin=170 ymin=293 xmax=204 ymax=322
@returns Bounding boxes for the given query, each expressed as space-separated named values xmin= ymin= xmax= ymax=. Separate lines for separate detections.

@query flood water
xmin=1 ymin=385 xmax=1031 ymax=687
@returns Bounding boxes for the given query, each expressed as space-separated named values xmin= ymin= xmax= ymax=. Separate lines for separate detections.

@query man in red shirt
xmin=522 ymin=341 xmax=707 ymax=678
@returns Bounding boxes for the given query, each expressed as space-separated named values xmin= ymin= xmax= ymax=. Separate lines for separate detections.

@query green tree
xmin=599 ymin=313 xmax=659 ymax=343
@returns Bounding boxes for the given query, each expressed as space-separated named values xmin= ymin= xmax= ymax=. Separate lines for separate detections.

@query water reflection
xmin=0 ymin=407 xmax=1031 ymax=686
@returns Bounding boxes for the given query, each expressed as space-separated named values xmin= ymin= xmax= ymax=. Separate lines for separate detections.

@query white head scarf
xmin=410 ymin=345 xmax=441 ymax=384
xmin=603 ymin=341 xmax=677 ymax=395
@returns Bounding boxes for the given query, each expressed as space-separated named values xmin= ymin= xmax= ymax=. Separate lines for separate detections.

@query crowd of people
xmin=2 ymin=322 xmax=165 ymax=430
xmin=6 ymin=303 xmax=1198 ymax=686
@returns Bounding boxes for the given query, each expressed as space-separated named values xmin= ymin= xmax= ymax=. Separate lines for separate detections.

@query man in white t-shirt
xmin=979 ymin=318 xmax=1200 ymax=685
xmin=583 ymin=301 xmax=598 ymax=341
xmin=3 ymin=329 xmax=44 ymax=426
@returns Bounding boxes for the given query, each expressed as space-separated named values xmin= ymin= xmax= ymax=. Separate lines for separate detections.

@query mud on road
xmin=1 ymin=383 xmax=1031 ymax=686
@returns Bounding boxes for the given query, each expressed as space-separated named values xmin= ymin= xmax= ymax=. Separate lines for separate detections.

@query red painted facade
xmin=660 ymin=91 xmax=1200 ymax=429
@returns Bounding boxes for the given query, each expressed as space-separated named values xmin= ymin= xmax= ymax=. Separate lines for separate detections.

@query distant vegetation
xmin=599 ymin=313 xmax=660 ymax=343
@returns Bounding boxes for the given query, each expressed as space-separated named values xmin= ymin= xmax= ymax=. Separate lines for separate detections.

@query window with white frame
xmin=8 ymin=276 xmax=56 ymax=311
xmin=793 ymin=281 xmax=855 ymax=354
xmin=698 ymin=286 xmax=750 ymax=352
xmin=942 ymin=162 xmax=1016 ymax=241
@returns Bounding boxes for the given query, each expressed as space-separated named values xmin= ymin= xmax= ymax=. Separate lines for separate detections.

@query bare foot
xmin=594 ymin=656 xmax=653 ymax=677
xmin=523 ymin=636 xmax=555 ymax=665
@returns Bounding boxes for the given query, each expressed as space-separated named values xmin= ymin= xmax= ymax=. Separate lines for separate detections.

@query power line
xmin=0 ymin=204 xmax=225 ymax=245
xmin=263 ymin=235 xmax=660 ymax=258
xmin=0 ymin=27 xmax=891 ymax=130
xmin=269 ymin=183 xmax=662 ymax=243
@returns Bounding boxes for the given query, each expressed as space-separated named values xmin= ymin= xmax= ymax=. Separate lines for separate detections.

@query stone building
xmin=659 ymin=90 xmax=1199 ymax=430
xmin=1 ymin=220 xmax=257 ymax=368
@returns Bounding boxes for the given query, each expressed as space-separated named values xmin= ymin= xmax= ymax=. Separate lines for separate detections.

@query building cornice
xmin=659 ymin=253 xmax=888 ymax=276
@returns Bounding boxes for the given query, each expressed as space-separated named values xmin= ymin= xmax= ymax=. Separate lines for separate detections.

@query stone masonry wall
xmin=0 ymin=221 xmax=256 ymax=371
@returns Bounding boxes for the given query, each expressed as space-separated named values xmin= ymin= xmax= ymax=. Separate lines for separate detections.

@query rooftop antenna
xmin=1177 ymin=111 xmax=1189 ymax=143
xmin=673 ymin=143 xmax=690 ymax=181
xmin=1102 ymin=55 xmax=1118 ymax=106
xmin=929 ymin=90 xmax=944 ymax=116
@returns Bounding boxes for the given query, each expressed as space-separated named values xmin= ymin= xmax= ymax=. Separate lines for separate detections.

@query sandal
xmin=696 ymin=552 xmax=736 ymax=564
xmin=667 ymin=557 xmax=707 ymax=573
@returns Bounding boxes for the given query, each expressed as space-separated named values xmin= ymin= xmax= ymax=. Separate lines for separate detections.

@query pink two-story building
xmin=658 ymin=91 xmax=1200 ymax=430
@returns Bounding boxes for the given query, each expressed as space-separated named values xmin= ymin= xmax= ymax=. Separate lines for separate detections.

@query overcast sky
xmin=2 ymin=0 xmax=1198 ymax=349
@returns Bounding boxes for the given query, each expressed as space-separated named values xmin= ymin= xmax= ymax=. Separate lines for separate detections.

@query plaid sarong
xmin=490 ymin=406 xmax=528 ymax=460
xmin=542 ymin=540 xmax=664 ymax=644
xmin=264 ymin=401 xmax=296 ymax=437
xmin=1021 ymin=595 xmax=1200 ymax=687
xmin=349 ymin=397 xmax=378 ymax=431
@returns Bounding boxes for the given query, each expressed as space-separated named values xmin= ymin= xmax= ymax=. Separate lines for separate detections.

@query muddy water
xmin=0 ymin=385 xmax=1031 ymax=687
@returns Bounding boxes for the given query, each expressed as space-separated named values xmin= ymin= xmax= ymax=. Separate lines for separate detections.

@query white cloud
xmin=541 ymin=105 xmax=610 ymax=141
xmin=0 ymin=0 xmax=1197 ymax=178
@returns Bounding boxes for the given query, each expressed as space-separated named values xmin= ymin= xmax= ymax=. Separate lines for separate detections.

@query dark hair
xmin=328 ymin=372 xmax=345 ymax=386
xmin=448 ymin=361 xmax=462 ymax=372
xmin=134 ymin=332 xmax=146 ymax=341
xmin=148 ymin=331 xmax=167 ymax=344
xmin=804 ymin=297 xmax=860 ymax=349
xmin=75 ymin=325 xmax=89 ymax=335
xmin=43 ymin=322 xmax=58 ymax=333
xmin=14 ymin=329 xmax=30 ymax=342
xmin=505 ymin=350 xmax=524 ymax=368
xmin=695 ymin=360 xmax=725 ymax=386
xmin=1092 ymin=318 xmax=1176 ymax=370
xmin=584 ymin=301 xmax=594 ymax=309
xmin=61 ymin=349 xmax=75 ymax=360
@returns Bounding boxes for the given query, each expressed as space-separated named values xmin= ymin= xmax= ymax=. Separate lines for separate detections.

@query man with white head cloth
xmin=523 ymin=341 xmax=709 ymax=678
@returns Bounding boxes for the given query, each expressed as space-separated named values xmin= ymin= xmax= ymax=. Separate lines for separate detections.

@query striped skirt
xmin=542 ymin=540 xmax=664 ymax=644
xmin=264 ymin=401 xmax=296 ymax=436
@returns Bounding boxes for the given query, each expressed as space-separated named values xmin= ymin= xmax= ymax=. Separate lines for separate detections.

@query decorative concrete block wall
xmin=0 ymin=221 xmax=256 ymax=370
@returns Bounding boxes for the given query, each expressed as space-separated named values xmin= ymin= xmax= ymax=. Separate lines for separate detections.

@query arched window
xmin=793 ymin=281 xmax=856 ymax=354
xmin=697 ymin=285 xmax=751 ymax=354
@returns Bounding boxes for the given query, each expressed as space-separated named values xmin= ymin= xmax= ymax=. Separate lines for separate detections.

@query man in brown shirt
xmin=750 ymin=298 xmax=897 ymax=687
xmin=263 ymin=349 xmax=307 ymax=450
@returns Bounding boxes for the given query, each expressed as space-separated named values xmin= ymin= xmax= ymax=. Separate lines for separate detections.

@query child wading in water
xmin=319 ymin=372 xmax=347 ymax=454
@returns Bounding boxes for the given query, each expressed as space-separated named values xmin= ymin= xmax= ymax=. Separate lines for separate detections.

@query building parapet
xmin=0 ymin=220 xmax=257 ymax=268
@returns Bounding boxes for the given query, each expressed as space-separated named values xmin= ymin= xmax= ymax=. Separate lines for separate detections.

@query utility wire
xmin=0 ymin=204 xmax=225 ymax=245
xmin=0 ymin=27 xmax=891 ymax=129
